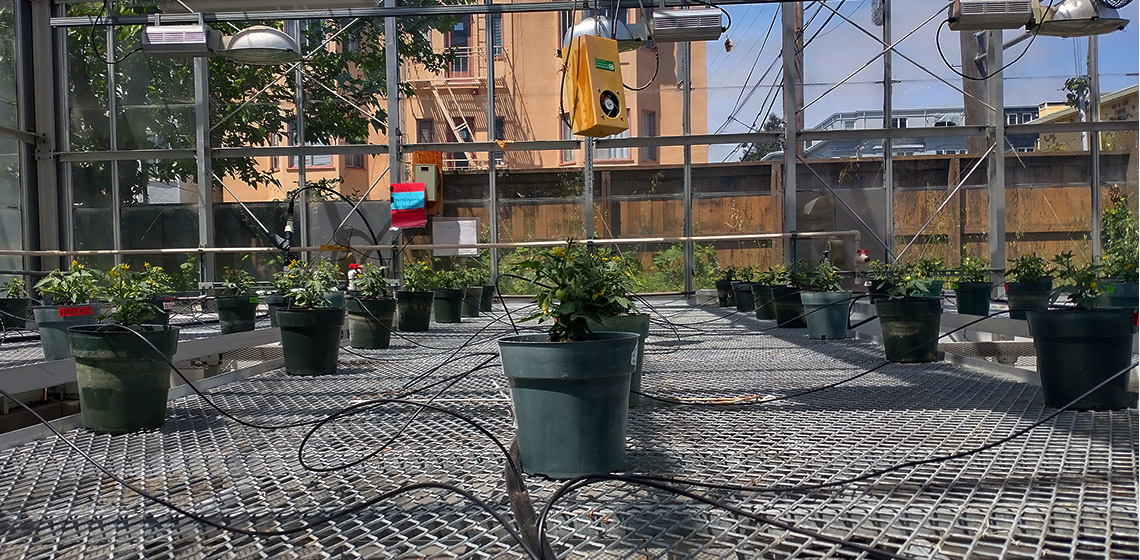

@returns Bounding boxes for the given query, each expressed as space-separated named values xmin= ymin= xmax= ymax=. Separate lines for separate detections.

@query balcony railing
xmin=403 ymin=46 xmax=508 ymax=87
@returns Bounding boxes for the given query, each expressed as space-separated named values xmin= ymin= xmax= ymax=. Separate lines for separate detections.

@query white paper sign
xmin=432 ymin=218 xmax=479 ymax=256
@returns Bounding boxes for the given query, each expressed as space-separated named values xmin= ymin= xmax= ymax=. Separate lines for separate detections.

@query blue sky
xmin=704 ymin=1 xmax=1140 ymax=162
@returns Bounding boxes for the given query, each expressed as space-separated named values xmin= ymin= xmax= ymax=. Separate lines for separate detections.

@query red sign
xmin=58 ymin=305 xmax=94 ymax=318
xmin=391 ymin=183 xmax=427 ymax=229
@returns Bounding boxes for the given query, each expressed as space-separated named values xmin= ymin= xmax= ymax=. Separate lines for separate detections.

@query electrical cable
xmin=88 ymin=0 xmax=143 ymax=66
xmin=935 ymin=15 xmax=1043 ymax=82
xmin=623 ymin=47 xmax=660 ymax=91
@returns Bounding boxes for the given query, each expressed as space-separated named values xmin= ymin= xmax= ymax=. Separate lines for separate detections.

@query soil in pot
xmin=277 ymin=307 xmax=345 ymax=375
xmin=397 ymin=291 xmax=433 ymax=332
xmin=750 ymin=284 xmax=776 ymax=320
xmin=771 ymin=286 xmax=806 ymax=328
xmin=875 ymin=297 xmax=943 ymax=363
xmin=732 ymin=282 xmax=755 ymax=312
xmin=433 ymin=289 xmax=464 ymax=323
xmin=1005 ymin=281 xmax=1052 ymax=320
xmin=801 ymin=291 xmax=851 ymax=340
xmin=217 ymin=295 xmax=259 ymax=334
xmin=1027 ymin=308 xmax=1137 ymax=410
xmin=461 ymin=286 xmax=483 ymax=318
xmin=953 ymin=282 xmax=993 ymax=317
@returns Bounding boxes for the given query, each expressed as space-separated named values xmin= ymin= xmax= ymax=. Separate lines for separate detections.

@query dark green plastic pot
xmin=953 ymin=282 xmax=993 ymax=316
xmin=433 ymin=289 xmax=464 ymax=323
xmin=346 ymin=297 xmax=397 ymax=349
xmin=276 ymin=307 xmax=345 ymax=376
xmin=68 ymin=324 xmax=179 ymax=434
xmin=751 ymin=284 xmax=776 ymax=320
xmin=397 ymin=291 xmax=433 ymax=332
xmin=216 ymin=295 xmax=259 ymax=334
xmin=480 ymin=284 xmax=496 ymax=312
xmin=875 ymin=297 xmax=943 ymax=363
xmin=461 ymin=286 xmax=484 ymax=317
xmin=1026 ymin=308 xmax=1136 ymax=410
xmin=143 ymin=295 xmax=173 ymax=326
xmin=34 ymin=303 xmax=103 ymax=361
xmin=266 ymin=294 xmax=287 ymax=327
xmin=1098 ymin=281 xmax=1138 ymax=310
xmin=498 ymin=331 xmax=638 ymax=479
xmin=771 ymin=286 xmax=806 ymax=328
xmin=586 ymin=314 xmax=651 ymax=407
xmin=801 ymin=291 xmax=851 ymax=340
xmin=1005 ymin=281 xmax=1052 ymax=320
xmin=0 ymin=297 xmax=30 ymax=330
xmin=715 ymin=279 xmax=734 ymax=307
xmin=733 ymin=282 xmax=755 ymax=312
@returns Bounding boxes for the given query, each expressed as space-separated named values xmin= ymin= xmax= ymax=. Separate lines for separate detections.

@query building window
xmin=1022 ymin=112 xmax=1035 ymax=122
xmin=345 ymin=152 xmax=364 ymax=168
xmin=447 ymin=16 xmax=471 ymax=76
xmin=416 ymin=119 xmax=435 ymax=143
xmin=560 ymin=114 xmax=575 ymax=164
xmin=843 ymin=119 xmax=855 ymax=130
xmin=491 ymin=14 xmax=503 ymax=56
xmin=269 ymin=134 xmax=281 ymax=171
xmin=494 ymin=117 xmax=506 ymax=165
xmin=639 ymin=111 xmax=658 ymax=162
xmin=1006 ymin=113 xmax=1019 ymax=125
xmin=595 ymin=111 xmax=631 ymax=161
xmin=287 ymin=124 xmax=333 ymax=168
xmin=891 ymin=117 xmax=907 ymax=129
xmin=447 ymin=117 xmax=472 ymax=169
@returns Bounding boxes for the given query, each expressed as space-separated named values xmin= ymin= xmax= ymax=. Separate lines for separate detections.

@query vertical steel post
xmin=985 ymin=30 xmax=1005 ymax=269
xmin=485 ymin=1 xmax=499 ymax=280
xmin=15 ymin=0 xmax=38 ymax=273
xmin=193 ymin=57 xmax=214 ymax=285
xmin=780 ymin=3 xmax=798 ymax=264
xmin=681 ymin=40 xmax=694 ymax=298
xmin=106 ymin=27 xmax=121 ymax=265
xmin=1088 ymin=36 xmax=1101 ymax=260
xmin=881 ymin=0 xmax=894 ymax=261
xmin=386 ymin=0 xmax=402 ymax=184
xmin=30 ymin=0 xmax=60 ymax=269
xmin=584 ymin=138 xmax=595 ymax=239
xmin=289 ymin=21 xmax=309 ymax=253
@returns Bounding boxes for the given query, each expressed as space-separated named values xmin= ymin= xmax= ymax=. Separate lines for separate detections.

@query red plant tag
xmin=162 ymin=297 xmax=175 ymax=310
xmin=58 ymin=305 xmax=94 ymax=318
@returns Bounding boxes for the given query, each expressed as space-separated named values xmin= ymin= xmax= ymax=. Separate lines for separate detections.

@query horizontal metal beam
xmin=0 ymin=124 xmax=39 ymax=145
xmin=50 ymin=0 xmax=779 ymax=27
xmin=51 ymin=120 xmax=1140 ymax=162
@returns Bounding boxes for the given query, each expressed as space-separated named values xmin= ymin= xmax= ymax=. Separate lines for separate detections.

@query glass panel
xmin=0 ymin=0 xmax=16 ymax=130
xmin=214 ymin=201 xmax=294 ymax=281
xmin=66 ymin=3 xmax=111 ymax=152
xmin=0 ymin=135 xmax=19 ymax=273
xmin=71 ymin=161 xmax=115 ymax=270
xmin=119 ymin=160 xmax=199 ymax=280
xmin=892 ymin=149 xmax=985 ymax=275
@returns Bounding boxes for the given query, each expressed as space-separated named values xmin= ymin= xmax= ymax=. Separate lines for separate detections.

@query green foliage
xmin=735 ymin=265 xmax=758 ymax=283
xmin=96 ymin=264 xmax=164 ymax=325
xmin=34 ymin=260 xmax=100 ymax=305
xmin=64 ymin=2 xmax=457 ymax=198
xmin=220 ymin=267 xmax=255 ymax=296
xmin=755 ymin=265 xmax=785 ymax=286
xmin=809 ymin=261 xmax=844 ymax=292
xmin=912 ymin=257 xmax=945 ymax=281
xmin=783 ymin=260 xmax=813 ymax=289
xmin=277 ymin=258 xmax=339 ymax=308
xmin=513 ymin=241 xmax=635 ymax=342
xmin=875 ymin=262 xmax=936 ymax=299
xmin=1063 ymin=75 xmax=1091 ymax=109
xmin=867 ymin=260 xmax=892 ymax=283
xmin=140 ymin=262 xmax=176 ymax=294
xmin=955 ymin=255 xmax=989 ymax=284
xmin=400 ymin=260 xmax=436 ymax=292
xmin=1051 ymin=251 xmax=1107 ymax=309
xmin=2 ymin=278 xmax=26 ymax=299
xmin=739 ymin=114 xmax=785 ymax=161
xmin=642 ymin=244 xmax=719 ymax=292
xmin=1005 ymin=253 xmax=1054 ymax=283
xmin=169 ymin=255 xmax=200 ymax=293
xmin=717 ymin=267 xmax=736 ymax=281
xmin=354 ymin=263 xmax=392 ymax=299
xmin=1100 ymin=190 xmax=1139 ymax=283
xmin=432 ymin=268 xmax=466 ymax=290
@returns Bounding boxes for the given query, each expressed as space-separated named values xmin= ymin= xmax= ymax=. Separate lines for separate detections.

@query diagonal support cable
xmin=795 ymin=155 xmax=895 ymax=259
xmin=895 ymin=141 xmax=996 ymax=261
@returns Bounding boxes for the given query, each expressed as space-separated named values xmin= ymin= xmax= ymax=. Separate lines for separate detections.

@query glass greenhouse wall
xmin=0 ymin=0 xmax=1134 ymax=294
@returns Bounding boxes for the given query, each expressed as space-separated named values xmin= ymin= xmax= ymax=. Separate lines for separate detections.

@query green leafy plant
xmin=220 ymin=267 xmax=256 ymax=296
xmin=1100 ymin=190 xmax=1139 ymax=283
xmin=755 ymin=264 xmax=785 ymax=286
xmin=809 ymin=261 xmax=844 ymax=292
xmin=433 ymin=268 xmax=466 ymax=290
xmin=96 ymin=264 xmax=165 ymax=325
xmin=354 ymin=263 xmax=393 ymax=299
xmin=718 ymin=267 xmax=737 ymax=281
xmin=514 ymin=240 xmax=635 ymax=342
xmin=2 ymin=278 xmax=27 ymax=299
xmin=34 ymin=260 xmax=100 ymax=305
xmin=401 ymin=260 xmax=436 ymax=292
xmin=867 ymin=260 xmax=892 ymax=284
xmin=1005 ymin=253 xmax=1054 ymax=284
xmin=876 ymin=262 xmax=936 ymax=299
xmin=783 ymin=260 xmax=813 ymax=289
xmin=168 ymin=255 xmax=199 ymax=293
xmin=955 ymin=255 xmax=989 ymax=284
xmin=1051 ymin=251 xmax=1107 ymax=309
xmin=277 ymin=258 xmax=339 ymax=309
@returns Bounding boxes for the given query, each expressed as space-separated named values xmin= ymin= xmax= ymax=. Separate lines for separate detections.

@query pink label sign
xmin=58 ymin=305 xmax=94 ymax=318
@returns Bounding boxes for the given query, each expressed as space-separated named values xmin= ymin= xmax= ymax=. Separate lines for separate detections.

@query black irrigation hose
xmin=0 ymin=383 xmax=541 ymax=559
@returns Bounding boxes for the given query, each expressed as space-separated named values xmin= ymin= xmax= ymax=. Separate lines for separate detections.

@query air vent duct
xmin=948 ymin=0 xmax=1034 ymax=30
xmin=650 ymin=8 xmax=725 ymax=43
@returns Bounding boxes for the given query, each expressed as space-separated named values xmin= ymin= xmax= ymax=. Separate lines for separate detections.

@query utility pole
xmin=960 ymin=31 xmax=987 ymax=154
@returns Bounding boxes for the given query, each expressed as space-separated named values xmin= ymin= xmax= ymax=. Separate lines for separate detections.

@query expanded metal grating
xmin=0 ymin=301 xmax=1136 ymax=559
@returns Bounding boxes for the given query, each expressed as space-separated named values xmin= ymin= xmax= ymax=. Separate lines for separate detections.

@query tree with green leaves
xmin=739 ymin=113 xmax=785 ymax=162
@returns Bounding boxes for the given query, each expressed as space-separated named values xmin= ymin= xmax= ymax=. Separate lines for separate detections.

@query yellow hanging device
xmin=562 ymin=34 xmax=628 ymax=138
